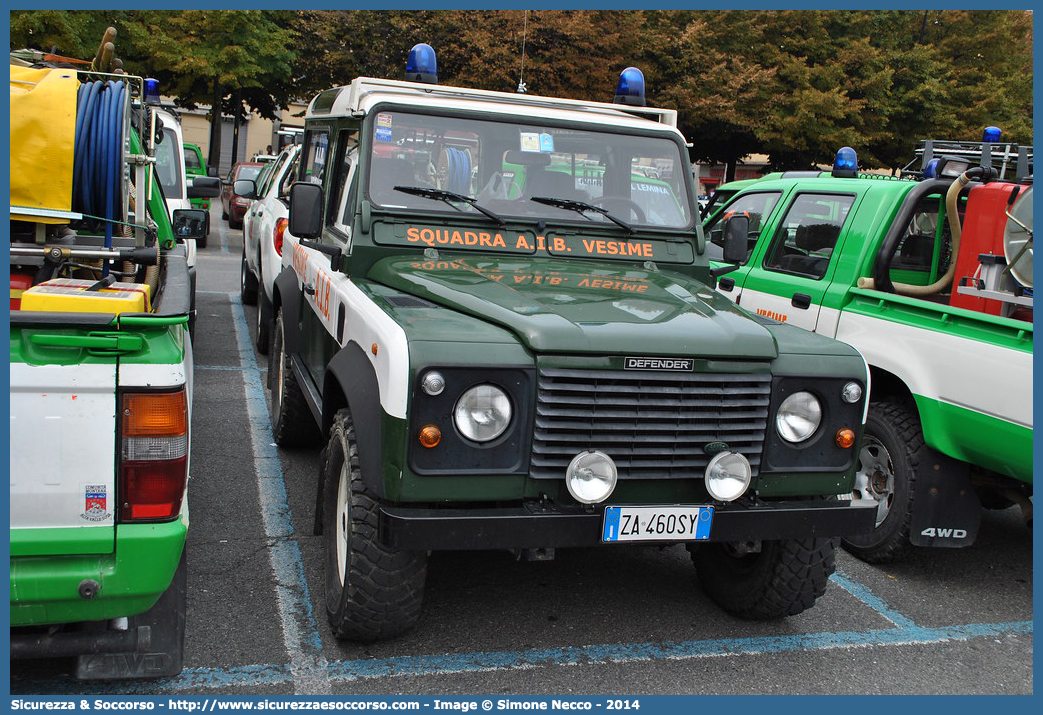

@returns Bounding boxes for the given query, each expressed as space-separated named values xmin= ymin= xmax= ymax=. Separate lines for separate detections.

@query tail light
xmin=120 ymin=389 xmax=189 ymax=522
xmin=273 ymin=217 xmax=288 ymax=256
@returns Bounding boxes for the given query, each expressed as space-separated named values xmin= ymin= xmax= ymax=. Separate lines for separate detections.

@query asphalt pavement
xmin=9 ymin=209 xmax=1034 ymax=697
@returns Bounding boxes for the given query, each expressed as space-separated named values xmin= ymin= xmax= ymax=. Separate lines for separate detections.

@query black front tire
xmin=240 ymin=250 xmax=258 ymax=306
xmin=322 ymin=408 xmax=427 ymax=641
xmin=692 ymin=537 xmax=837 ymax=619
xmin=841 ymin=400 xmax=921 ymax=564
xmin=269 ymin=310 xmax=319 ymax=446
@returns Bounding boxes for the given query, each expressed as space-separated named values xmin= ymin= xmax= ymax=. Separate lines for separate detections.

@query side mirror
xmin=188 ymin=176 xmax=222 ymax=198
xmin=233 ymin=179 xmax=257 ymax=200
xmin=722 ymin=214 xmax=750 ymax=264
xmin=207 ymin=166 xmax=220 ymax=178
xmin=172 ymin=208 xmax=210 ymax=240
xmin=289 ymin=181 xmax=324 ymax=239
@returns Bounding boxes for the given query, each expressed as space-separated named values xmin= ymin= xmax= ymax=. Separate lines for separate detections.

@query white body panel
xmin=284 ymin=236 xmax=410 ymax=419
xmin=246 ymin=145 xmax=301 ymax=304
xmin=9 ymin=363 xmax=116 ymax=529
xmin=835 ymin=311 xmax=1032 ymax=428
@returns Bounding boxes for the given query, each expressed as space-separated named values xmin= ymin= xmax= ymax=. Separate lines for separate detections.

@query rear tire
xmin=255 ymin=288 xmax=271 ymax=354
xmin=240 ymin=250 xmax=258 ymax=306
xmin=269 ymin=310 xmax=319 ymax=446
xmin=841 ymin=400 xmax=920 ymax=564
xmin=692 ymin=537 xmax=836 ymax=619
xmin=322 ymin=408 xmax=427 ymax=641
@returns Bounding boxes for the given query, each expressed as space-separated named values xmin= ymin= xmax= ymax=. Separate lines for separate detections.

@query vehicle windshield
xmin=184 ymin=146 xmax=202 ymax=173
xmin=366 ymin=110 xmax=693 ymax=230
xmin=155 ymin=127 xmax=185 ymax=199
xmin=237 ymin=164 xmax=264 ymax=182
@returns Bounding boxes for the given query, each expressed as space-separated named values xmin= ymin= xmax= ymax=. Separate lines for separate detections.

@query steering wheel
xmin=592 ymin=197 xmax=646 ymax=223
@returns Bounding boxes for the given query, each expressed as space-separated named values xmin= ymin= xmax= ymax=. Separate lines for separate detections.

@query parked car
xmin=221 ymin=161 xmax=264 ymax=229
xmin=239 ymin=143 xmax=301 ymax=353
xmin=183 ymin=142 xmax=214 ymax=213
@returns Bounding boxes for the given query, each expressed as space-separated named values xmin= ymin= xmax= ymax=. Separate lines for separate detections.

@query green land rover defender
xmin=268 ymin=46 xmax=876 ymax=641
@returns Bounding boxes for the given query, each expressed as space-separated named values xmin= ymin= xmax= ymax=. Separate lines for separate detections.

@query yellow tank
xmin=10 ymin=65 xmax=78 ymax=223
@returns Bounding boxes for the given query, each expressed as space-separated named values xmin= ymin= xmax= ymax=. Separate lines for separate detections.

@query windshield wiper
xmin=393 ymin=186 xmax=505 ymax=226
xmin=529 ymin=196 xmax=635 ymax=235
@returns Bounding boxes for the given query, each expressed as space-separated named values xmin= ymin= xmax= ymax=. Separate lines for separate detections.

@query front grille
xmin=531 ymin=367 xmax=771 ymax=480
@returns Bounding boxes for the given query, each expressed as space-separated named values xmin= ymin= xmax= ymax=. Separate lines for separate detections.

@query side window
xmin=764 ymin=193 xmax=854 ymax=279
xmin=301 ymin=130 xmax=330 ymax=186
xmin=332 ymin=130 xmax=360 ymax=228
xmin=278 ymin=151 xmax=299 ymax=198
xmin=704 ymin=191 xmax=782 ymax=263
xmin=890 ymin=195 xmax=953 ymax=284
xmin=255 ymin=162 xmax=277 ymax=197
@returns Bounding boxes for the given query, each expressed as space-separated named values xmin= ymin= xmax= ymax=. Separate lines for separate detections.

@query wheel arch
xmin=322 ymin=341 xmax=386 ymax=501
xmin=272 ymin=267 xmax=302 ymax=354
xmin=866 ymin=365 xmax=917 ymax=413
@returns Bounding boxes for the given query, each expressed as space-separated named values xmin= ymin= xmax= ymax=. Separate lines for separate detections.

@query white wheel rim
xmin=852 ymin=436 xmax=895 ymax=527
xmin=335 ymin=459 xmax=350 ymax=586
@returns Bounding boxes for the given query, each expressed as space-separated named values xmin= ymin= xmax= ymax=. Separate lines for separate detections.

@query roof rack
xmin=309 ymin=77 xmax=678 ymax=128
xmin=905 ymin=139 xmax=1032 ymax=181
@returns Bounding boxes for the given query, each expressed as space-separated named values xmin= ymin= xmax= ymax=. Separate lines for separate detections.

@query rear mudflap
xmin=909 ymin=448 xmax=982 ymax=548
xmin=74 ymin=547 xmax=187 ymax=680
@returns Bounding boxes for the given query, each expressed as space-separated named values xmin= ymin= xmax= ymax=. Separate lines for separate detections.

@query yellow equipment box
xmin=20 ymin=278 xmax=152 ymax=314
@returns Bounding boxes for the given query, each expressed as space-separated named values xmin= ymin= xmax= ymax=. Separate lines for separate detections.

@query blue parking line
xmin=18 ymin=620 xmax=1031 ymax=695
xmin=227 ymin=296 xmax=330 ymax=694
xmin=829 ymin=570 xmax=917 ymax=628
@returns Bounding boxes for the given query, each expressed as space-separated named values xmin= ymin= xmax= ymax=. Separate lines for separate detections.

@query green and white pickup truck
xmin=268 ymin=45 xmax=876 ymax=641
xmin=9 ymin=45 xmax=217 ymax=679
xmin=705 ymin=139 xmax=1033 ymax=563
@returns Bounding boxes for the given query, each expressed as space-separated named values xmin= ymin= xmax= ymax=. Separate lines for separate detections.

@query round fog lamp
xmin=704 ymin=451 xmax=752 ymax=502
xmin=454 ymin=384 xmax=512 ymax=442
xmin=421 ymin=371 xmax=446 ymax=396
xmin=776 ymin=390 xmax=822 ymax=443
xmin=842 ymin=381 xmax=862 ymax=404
xmin=565 ymin=450 xmax=618 ymax=504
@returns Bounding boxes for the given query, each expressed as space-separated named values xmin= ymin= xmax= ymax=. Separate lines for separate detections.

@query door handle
xmin=718 ymin=277 xmax=735 ymax=291
xmin=792 ymin=293 xmax=812 ymax=310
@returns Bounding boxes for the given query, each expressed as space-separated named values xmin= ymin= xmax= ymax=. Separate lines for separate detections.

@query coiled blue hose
xmin=73 ymin=79 xmax=126 ymax=274
xmin=445 ymin=147 xmax=470 ymax=195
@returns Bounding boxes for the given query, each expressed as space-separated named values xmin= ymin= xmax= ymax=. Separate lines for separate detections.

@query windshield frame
xmin=361 ymin=103 xmax=697 ymax=234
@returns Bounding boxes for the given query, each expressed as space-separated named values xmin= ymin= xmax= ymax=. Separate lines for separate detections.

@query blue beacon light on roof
xmin=982 ymin=126 xmax=1002 ymax=143
xmin=613 ymin=67 xmax=646 ymax=107
xmin=832 ymin=147 xmax=858 ymax=178
xmin=143 ymin=78 xmax=160 ymax=105
xmin=405 ymin=43 xmax=438 ymax=85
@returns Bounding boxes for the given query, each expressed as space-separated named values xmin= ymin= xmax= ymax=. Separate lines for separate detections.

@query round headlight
xmin=565 ymin=450 xmax=618 ymax=504
xmin=454 ymin=384 xmax=512 ymax=442
xmin=704 ymin=451 xmax=752 ymax=502
xmin=776 ymin=390 xmax=822 ymax=443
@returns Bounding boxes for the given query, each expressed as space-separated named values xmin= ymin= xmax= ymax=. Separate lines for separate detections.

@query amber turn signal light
xmin=835 ymin=428 xmax=856 ymax=449
xmin=418 ymin=424 xmax=442 ymax=448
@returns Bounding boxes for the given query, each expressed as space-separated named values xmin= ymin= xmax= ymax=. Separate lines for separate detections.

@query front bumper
xmin=379 ymin=498 xmax=877 ymax=550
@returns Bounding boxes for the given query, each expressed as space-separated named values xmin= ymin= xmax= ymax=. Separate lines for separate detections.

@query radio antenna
xmin=517 ymin=10 xmax=529 ymax=93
